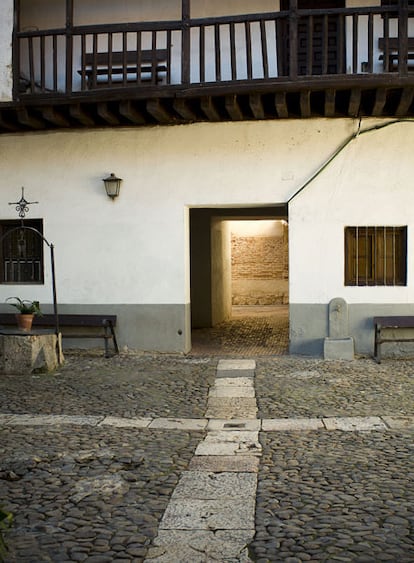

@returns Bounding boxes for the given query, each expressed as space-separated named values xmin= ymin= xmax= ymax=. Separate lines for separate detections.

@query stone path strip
xmin=2 ymin=413 xmax=414 ymax=431
xmin=144 ymin=359 xmax=260 ymax=562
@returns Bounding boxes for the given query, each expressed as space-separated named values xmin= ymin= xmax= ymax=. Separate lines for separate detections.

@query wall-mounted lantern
xmin=103 ymin=173 xmax=122 ymax=200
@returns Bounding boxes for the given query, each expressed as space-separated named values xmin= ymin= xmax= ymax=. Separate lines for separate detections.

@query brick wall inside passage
xmin=231 ymin=222 xmax=288 ymax=305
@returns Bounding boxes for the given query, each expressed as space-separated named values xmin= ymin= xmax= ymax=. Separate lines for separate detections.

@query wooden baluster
xmin=40 ymin=36 xmax=45 ymax=91
xmin=322 ymin=14 xmax=328 ymax=74
xmin=383 ymin=14 xmax=390 ymax=72
xmin=151 ymin=31 xmax=157 ymax=84
xmin=65 ymin=0 xmax=73 ymax=94
xmin=260 ymin=19 xmax=269 ymax=79
xmin=352 ymin=14 xmax=358 ymax=74
xmin=28 ymin=36 xmax=35 ymax=92
xmin=215 ymin=24 xmax=221 ymax=82
xmin=200 ymin=25 xmax=205 ymax=83
xmin=307 ymin=15 xmax=313 ymax=75
xmin=136 ymin=31 xmax=142 ymax=84
xmin=230 ymin=22 xmax=237 ymax=81
xmin=182 ymin=0 xmax=191 ymax=84
xmin=368 ymin=13 xmax=374 ymax=73
xmin=398 ymin=0 xmax=409 ymax=76
xmin=289 ymin=0 xmax=298 ymax=79
xmin=166 ymin=29 xmax=172 ymax=84
xmin=123 ymin=31 xmax=128 ymax=86
xmin=92 ymin=34 xmax=98 ymax=89
xmin=245 ymin=21 xmax=252 ymax=80
xmin=337 ymin=14 xmax=345 ymax=74
xmin=53 ymin=34 xmax=58 ymax=91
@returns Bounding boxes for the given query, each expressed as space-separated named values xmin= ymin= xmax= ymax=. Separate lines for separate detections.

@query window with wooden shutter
xmin=0 ymin=220 xmax=44 ymax=284
xmin=345 ymin=226 xmax=407 ymax=286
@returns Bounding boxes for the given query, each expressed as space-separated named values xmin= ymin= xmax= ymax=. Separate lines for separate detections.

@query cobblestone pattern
xmin=0 ymin=426 xmax=203 ymax=562
xmin=250 ymin=430 xmax=414 ymax=562
xmin=0 ymin=353 xmax=216 ymax=418
xmin=256 ymin=357 xmax=414 ymax=418
xmin=191 ymin=307 xmax=289 ymax=357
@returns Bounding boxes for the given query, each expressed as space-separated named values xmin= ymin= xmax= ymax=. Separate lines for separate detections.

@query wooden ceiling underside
xmin=1 ymin=85 xmax=414 ymax=133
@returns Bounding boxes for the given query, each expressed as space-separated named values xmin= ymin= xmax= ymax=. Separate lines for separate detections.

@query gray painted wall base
xmin=8 ymin=303 xmax=192 ymax=354
xmin=291 ymin=303 xmax=414 ymax=359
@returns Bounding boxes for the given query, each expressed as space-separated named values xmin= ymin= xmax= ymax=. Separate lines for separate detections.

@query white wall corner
xmin=0 ymin=0 xmax=14 ymax=101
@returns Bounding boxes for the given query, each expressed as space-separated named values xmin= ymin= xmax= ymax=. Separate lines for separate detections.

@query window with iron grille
xmin=345 ymin=226 xmax=407 ymax=286
xmin=0 ymin=220 xmax=44 ymax=284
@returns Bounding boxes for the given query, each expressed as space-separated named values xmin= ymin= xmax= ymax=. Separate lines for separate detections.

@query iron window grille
xmin=0 ymin=219 xmax=44 ymax=284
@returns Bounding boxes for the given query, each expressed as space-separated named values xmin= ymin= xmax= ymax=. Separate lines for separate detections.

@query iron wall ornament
xmin=8 ymin=187 xmax=38 ymax=220
xmin=4 ymin=189 xmax=59 ymax=337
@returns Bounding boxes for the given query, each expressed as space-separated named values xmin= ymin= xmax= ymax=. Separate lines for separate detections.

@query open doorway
xmin=190 ymin=207 xmax=289 ymax=356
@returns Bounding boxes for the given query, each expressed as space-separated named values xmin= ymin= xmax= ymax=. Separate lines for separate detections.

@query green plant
xmin=0 ymin=507 xmax=13 ymax=562
xmin=6 ymin=297 xmax=42 ymax=316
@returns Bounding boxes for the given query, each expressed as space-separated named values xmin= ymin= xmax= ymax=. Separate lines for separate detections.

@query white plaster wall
xmin=0 ymin=0 xmax=13 ymax=101
xmin=0 ymin=119 xmax=353 ymax=307
xmin=289 ymin=119 xmax=414 ymax=305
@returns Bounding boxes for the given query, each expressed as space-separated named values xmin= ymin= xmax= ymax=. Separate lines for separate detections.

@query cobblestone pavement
xmin=0 ymin=352 xmax=216 ymax=418
xmin=0 ymin=322 xmax=414 ymax=562
xmin=191 ymin=305 xmax=289 ymax=357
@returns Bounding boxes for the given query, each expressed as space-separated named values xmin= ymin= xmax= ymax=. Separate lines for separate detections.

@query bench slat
xmin=378 ymin=38 xmax=414 ymax=71
xmin=80 ymin=49 xmax=168 ymax=88
xmin=83 ymin=49 xmax=168 ymax=66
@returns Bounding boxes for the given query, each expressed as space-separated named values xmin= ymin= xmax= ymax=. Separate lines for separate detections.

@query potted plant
xmin=6 ymin=297 xmax=42 ymax=331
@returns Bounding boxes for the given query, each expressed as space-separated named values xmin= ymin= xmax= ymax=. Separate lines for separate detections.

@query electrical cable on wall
xmin=287 ymin=117 xmax=414 ymax=204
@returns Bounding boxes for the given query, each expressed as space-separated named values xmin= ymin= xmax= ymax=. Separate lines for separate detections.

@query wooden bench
xmin=79 ymin=49 xmax=168 ymax=88
xmin=0 ymin=313 xmax=119 ymax=358
xmin=374 ymin=316 xmax=414 ymax=363
xmin=378 ymin=38 xmax=414 ymax=71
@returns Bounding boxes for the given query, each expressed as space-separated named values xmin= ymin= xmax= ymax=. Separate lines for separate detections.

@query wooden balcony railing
xmin=14 ymin=4 xmax=414 ymax=99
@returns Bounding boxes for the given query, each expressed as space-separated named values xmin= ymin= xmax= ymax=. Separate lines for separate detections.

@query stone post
xmin=324 ymin=297 xmax=354 ymax=360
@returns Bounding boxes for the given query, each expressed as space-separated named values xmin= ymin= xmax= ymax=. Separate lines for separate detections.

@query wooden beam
xmin=173 ymin=98 xmax=198 ymax=121
xmin=146 ymin=99 xmax=175 ymax=123
xmin=16 ymin=107 xmax=45 ymax=129
xmin=324 ymin=89 xmax=336 ymax=117
xmin=372 ymin=88 xmax=387 ymax=116
xmin=97 ymin=102 xmax=120 ymax=125
xmin=249 ymin=94 xmax=265 ymax=119
xmin=69 ymin=104 xmax=95 ymax=126
xmin=42 ymin=106 xmax=70 ymax=127
xmin=201 ymin=97 xmax=221 ymax=121
xmin=0 ymin=113 xmax=20 ymax=132
xmin=300 ymin=90 xmax=311 ymax=118
xmin=348 ymin=88 xmax=361 ymax=117
xmin=119 ymin=100 xmax=146 ymax=124
xmin=396 ymin=87 xmax=414 ymax=117
xmin=275 ymin=92 xmax=288 ymax=118
xmin=225 ymin=95 xmax=243 ymax=120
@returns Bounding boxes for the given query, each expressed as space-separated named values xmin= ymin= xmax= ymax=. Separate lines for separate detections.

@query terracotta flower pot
xmin=16 ymin=313 xmax=34 ymax=331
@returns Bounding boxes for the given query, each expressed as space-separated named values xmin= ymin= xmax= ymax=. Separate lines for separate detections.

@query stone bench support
xmin=0 ymin=332 xmax=63 ymax=374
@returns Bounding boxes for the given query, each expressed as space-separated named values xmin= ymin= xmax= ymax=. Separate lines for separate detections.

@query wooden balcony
xmin=1 ymin=3 xmax=414 ymax=132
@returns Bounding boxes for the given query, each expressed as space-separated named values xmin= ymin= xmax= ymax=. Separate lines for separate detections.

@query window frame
xmin=0 ymin=219 xmax=44 ymax=285
xmin=344 ymin=226 xmax=407 ymax=287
